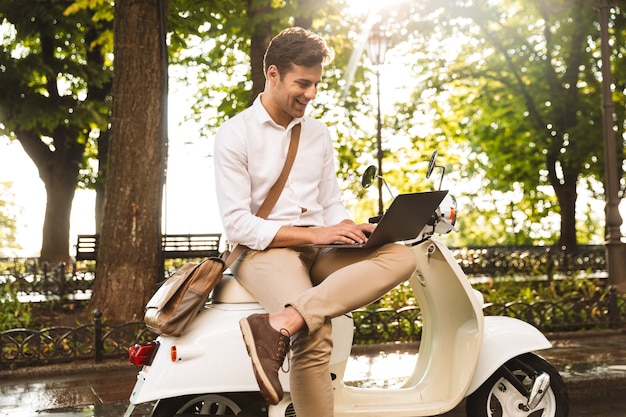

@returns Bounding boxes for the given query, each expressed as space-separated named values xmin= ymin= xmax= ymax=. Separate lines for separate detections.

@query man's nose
xmin=305 ymin=85 xmax=317 ymax=99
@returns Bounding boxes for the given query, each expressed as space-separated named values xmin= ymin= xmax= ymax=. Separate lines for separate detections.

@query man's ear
xmin=267 ymin=65 xmax=280 ymax=82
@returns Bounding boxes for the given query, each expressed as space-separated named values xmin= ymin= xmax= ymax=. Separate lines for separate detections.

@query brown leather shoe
xmin=239 ymin=313 xmax=291 ymax=405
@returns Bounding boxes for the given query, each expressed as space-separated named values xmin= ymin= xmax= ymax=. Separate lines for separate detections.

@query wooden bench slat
xmin=75 ymin=233 xmax=222 ymax=260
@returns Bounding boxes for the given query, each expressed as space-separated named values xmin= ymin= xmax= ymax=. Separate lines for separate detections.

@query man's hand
xmin=311 ymin=220 xmax=375 ymax=246
xmin=269 ymin=220 xmax=376 ymax=248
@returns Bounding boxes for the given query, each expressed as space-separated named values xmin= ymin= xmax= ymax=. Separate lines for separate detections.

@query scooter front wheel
xmin=466 ymin=352 xmax=569 ymax=417
xmin=151 ymin=392 xmax=266 ymax=416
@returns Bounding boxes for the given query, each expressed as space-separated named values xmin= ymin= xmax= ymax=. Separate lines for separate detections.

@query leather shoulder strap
xmin=223 ymin=122 xmax=301 ymax=268
xmin=256 ymin=122 xmax=301 ymax=219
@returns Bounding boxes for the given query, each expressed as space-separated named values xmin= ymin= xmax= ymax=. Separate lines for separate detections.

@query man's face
xmin=265 ymin=63 xmax=323 ymax=127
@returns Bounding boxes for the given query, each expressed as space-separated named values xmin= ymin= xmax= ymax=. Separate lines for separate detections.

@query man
xmin=214 ymin=27 xmax=416 ymax=417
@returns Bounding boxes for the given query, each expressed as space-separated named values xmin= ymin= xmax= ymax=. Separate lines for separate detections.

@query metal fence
xmin=352 ymin=287 xmax=625 ymax=345
xmin=1 ymin=289 xmax=624 ymax=370
xmin=0 ymin=245 xmax=620 ymax=370
xmin=0 ymin=245 xmax=608 ymax=299
xmin=453 ymin=245 xmax=606 ymax=278
xmin=0 ymin=258 xmax=95 ymax=300
xmin=0 ymin=311 xmax=154 ymax=370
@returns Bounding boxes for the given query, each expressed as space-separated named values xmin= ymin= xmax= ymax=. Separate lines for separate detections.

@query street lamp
xmin=594 ymin=0 xmax=626 ymax=291
xmin=367 ymin=24 xmax=389 ymax=216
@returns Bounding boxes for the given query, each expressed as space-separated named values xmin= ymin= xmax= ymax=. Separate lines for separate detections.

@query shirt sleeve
xmin=214 ymin=122 xmax=282 ymax=250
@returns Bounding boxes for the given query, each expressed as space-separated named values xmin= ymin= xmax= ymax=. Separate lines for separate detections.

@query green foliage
xmin=370 ymin=280 xmax=417 ymax=310
xmin=0 ymin=281 xmax=32 ymax=331
xmin=367 ymin=276 xmax=612 ymax=313
xmin=474 ymin=277 xmax=611 ymax=305
xmin=0 ymin=1 xmax=113 ymax=138
xmin=392 ymin=0 xmax=625 ymax=247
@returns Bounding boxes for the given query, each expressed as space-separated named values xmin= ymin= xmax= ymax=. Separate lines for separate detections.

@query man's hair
xmin=263 ymin=27 xmax=334 ymax=77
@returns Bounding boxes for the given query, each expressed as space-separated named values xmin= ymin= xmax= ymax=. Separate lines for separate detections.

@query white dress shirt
xmin=214 ymin=95 xmax=351 ymax=250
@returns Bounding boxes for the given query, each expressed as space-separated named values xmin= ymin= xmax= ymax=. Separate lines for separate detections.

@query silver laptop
xmin=313 ymin=190 xmax=448 ymax=249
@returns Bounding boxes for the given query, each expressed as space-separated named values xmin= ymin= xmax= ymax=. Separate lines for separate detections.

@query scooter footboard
xmin=466 ymin=316 xmax=552 ymax=395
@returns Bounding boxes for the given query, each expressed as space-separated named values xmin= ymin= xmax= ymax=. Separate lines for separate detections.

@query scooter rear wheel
xmin=151 ymin=392 xmax=265 ymax=416
xmin=466 ymin=352 xmax=568 ymax=417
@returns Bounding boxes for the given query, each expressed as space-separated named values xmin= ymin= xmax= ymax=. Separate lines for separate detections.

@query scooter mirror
xmin=426 ymin=150 xmax=438 ymax=179
xmin=361 ymin=165 xmax=377 ymax=189
xmin=426 ymin=150 xmax=446 ymax=190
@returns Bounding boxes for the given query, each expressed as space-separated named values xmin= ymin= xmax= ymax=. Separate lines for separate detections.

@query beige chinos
xmin=231 ymin=242 xmax=416 ymax=417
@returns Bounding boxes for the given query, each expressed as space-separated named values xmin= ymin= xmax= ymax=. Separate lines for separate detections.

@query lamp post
xmin=595 ymin=0 xmax=626 ymax=291
xmin=367 ymin=24 xmax=389 ymax=216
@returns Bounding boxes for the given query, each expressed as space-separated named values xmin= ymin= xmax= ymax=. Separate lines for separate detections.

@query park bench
xmin=75 ymin=233 xmax=222 ymax=261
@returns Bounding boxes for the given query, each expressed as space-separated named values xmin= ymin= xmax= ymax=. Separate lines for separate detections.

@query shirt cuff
xmin=255 ymin=220 xmax=284 ymax=250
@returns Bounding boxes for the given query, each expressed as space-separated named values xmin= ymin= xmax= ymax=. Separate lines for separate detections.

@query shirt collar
xmin=253 ymin=93 xmax=304 ymax=130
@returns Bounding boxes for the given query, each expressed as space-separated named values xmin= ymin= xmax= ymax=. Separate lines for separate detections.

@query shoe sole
xmin=239 ymin=318 xmax=281 ymax=405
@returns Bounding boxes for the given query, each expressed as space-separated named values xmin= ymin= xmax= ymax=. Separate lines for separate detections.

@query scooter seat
xmin=210 ymin=274 xmax=258 ymax=304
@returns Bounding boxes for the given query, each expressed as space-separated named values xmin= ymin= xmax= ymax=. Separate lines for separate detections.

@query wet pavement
xmin=1 ymin=329 xmax=626 ymax=416
xmin=0 ymin=362 xmax=150 ymax=417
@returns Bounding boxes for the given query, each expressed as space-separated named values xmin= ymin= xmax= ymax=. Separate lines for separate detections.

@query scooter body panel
xmin=331 ymin=239 xmax=486 ymax=416
xmin=466 ymin=315 xmax=552 ymax=394
xmin=128 ymin=297 xmax=355 ymax=405
xmin=129 ymin=303 xmax=262 ymax=405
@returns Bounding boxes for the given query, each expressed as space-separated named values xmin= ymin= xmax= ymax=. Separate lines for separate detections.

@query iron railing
xmin=1 ymin=289 xmax=624 ymax=370
xmin=0 ymin=245 xmax=620 ymax=370
xmin=0 ymin=259 xmax=94 ymax=300
xmin=0 ymin=245 xmax=609 ymax=300
xmin=0 ymin=311 xmax=154 ymax=370
xmin=453 ymin=245 xmax=606 ymax=278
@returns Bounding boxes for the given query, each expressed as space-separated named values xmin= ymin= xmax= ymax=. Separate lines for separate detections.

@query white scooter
xmin=124 ymin=152 xmax=569 ymax=417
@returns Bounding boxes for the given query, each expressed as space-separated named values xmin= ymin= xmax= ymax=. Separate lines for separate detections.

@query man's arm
xmin=269 ymin=220 xmax=376 ymax=247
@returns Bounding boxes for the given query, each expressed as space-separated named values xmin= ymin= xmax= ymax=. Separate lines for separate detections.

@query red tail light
xmin=129 ymin=341 xmax=159 ymax=366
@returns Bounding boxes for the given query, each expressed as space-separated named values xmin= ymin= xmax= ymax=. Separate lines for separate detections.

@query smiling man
xmin=213 ymin=27 xmax=415 ymax=417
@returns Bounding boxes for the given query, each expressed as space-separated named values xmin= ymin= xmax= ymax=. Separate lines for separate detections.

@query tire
xmin=151 ymin=392 xmax=267 ymax=416
xmin=466 ymin=352 xmax=569 ymax=417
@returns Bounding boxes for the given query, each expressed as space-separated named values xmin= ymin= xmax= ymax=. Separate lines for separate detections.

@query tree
xmin=0 ymin=1 xmax=113 ymax=262
xmin=89 ymin=0 xmax=167 ymax=323
xmin=397 ymin=0 xmax=625 ymax=250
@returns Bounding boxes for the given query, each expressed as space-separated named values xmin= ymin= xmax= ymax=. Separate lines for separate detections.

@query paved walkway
xmin=1 ymin=330 xmax=626 ymax=416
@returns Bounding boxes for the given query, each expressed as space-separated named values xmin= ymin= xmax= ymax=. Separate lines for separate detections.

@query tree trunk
xmin=248 ymin=0 xmax=273 ymax=104
xmin=547 ymin=149 xmax=579 ymax=252
xmin=95 ymin=130 xmax=109 ymax=233
xmin=293 ymin=0 xmax=315 ymax=29
xmin=555 ymin=180 xmax=578 ymax=251
xmin=85 ymin=24 xmax=113 ymax=236
xmin=90 ymin=0 xmax=167 ymax=323
xmin=40 ymin=170 xmax=78 ymax=264
xmin=15 ymin=129 xmax=84 ymax=264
